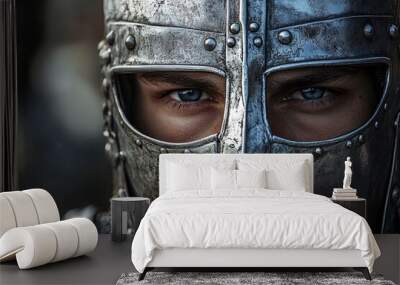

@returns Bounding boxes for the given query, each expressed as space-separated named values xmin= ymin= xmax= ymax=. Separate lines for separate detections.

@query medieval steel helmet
xmin=99 ymin=0 xmax=400 ymax=233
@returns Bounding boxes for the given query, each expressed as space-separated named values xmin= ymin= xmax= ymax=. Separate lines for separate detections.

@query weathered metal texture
xmin=267 ymin=17 xmax=394 ymax=67
xmin=108 ymin=23 xmax=225 ymax=67
xmin=100 ymin=0 xmax=400 ymax=232
xmin=382 ymin=112 xmax=400 ymax=233
xmin=246 ymin=0 xmax=399 ymax=232
xmin=260 ymin=1 xmax=400 ymax=232
xmin=100 ymin=0 xmax=246 ymax=201
xmin=268 ymin=0 xmax=393 ymax=29
xmin=104 ymin=0 xmax=225 ymax=32
xmin=244 ymin=0 xmax=268 ymax=153
xmin=219 ymin=0 xmax=246 ymax=153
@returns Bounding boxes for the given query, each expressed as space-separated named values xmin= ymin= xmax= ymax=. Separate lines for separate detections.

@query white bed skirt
xmin=148 ymin=248 xmax=366 ymax=268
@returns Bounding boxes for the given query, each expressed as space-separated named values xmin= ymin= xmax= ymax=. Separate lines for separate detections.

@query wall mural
xmin=11 ymin=0 xmax=400 ymax=233
xmin=99 ymin=0 xmax=400 ymax=234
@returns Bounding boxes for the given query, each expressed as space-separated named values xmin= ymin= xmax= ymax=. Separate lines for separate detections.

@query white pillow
xmin=237 ymin=159 xmax=308 ymax=191
xmin=266 ymin=163 xmax=307 ymax=191
xmin=211 ymin=168 xmax=236 ymax=190
xmin=236 ymin=169 xmax=267 ymax=189
xmin=166 ymin=162 xmax=209 ymax=191
xmin=211 ymin=168 xmax=268 ymax=190
xmin=166 ymin=159 xmax=236 ymax=192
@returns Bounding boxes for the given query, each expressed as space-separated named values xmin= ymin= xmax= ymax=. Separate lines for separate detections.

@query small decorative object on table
xmin=331 ymin=157 xmax=366 ymax=218
xmin=332 ymin=157 xmax=358 ymax=200
xmin=111 ymin=197 xmax=150 ymax=242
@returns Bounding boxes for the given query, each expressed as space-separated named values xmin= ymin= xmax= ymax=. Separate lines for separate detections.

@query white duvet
xmin=131 ymin=189 xmax=380 ymax=273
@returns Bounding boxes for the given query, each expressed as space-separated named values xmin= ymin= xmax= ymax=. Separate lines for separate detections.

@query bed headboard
xmin=159 ymin=153 xmax=314 ymax=195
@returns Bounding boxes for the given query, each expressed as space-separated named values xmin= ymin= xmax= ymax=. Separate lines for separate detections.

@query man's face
xmin=116 ymin=66 xmax=380 ymax=143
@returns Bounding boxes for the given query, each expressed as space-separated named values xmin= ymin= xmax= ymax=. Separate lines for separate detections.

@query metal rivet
xmin=119 ymin=120 xmax=124 ymax=127
xmin=184 ymin=149 xmax=191 ymax=153
xmin=358 ymin=135 xmax=364 ymax=143
xmin=125 ymin=34 xmax=136 ymax=50
xmin=389 ymin=24 xmax=399 ymax=38
xmin=160 ymin=148 xmax=167 ymax=153
xmin=119 ymin=151 xmax=125 ymax=161
xmin=253 ymin=37 xmax=263 ymax=47
xmin=384 ymin=103 xmax=388 ymax=111
xmin=113 ymin=151 xmax=123 ymax=166
xmin=106 ymin=30 xmax=115 ymax=45
xmin=135 ymin=139 xmax=142 ymax=147
xmin=363 ymin=24 xmax=374 ymax=39
xmin=315 ymin=147 xmax=322 ymax=155
xmin=374 ymin=121 xmax=379 ymax=128
xmin=249 ymin=22 xmax=259 ymax=32
xmin=103 ymin=129 xmax=110 ymax=138
xmin=105 ymin=142 xmax=112 ymax=152
xmin=230 ymin=23 xmax=240 ymax=34
xmin=99 ymin=48 xmax=111 ymax=65
xmin=227 ymin=37 xmax=236 ymax=48
xmin=346 ymin=141 xmax=352 ymax=148
xmin=278 ymin=30 xmax=292 ymax=44
xmin=97 ymin=40 xmax=106 ymax=52
xmin=102 ymin=78 xmax=110 ymax=92
xmin=204 ymin=38 xmax=217 ymax=51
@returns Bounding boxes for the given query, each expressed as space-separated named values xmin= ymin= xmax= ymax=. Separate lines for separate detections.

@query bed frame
xmin=140 ymin=248 xmax=371 ymax=280
xmin=138 ymin=154 xmax=372 ymax=280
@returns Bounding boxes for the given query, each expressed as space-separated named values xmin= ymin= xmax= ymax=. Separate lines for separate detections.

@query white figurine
xmin=342 ymin=157 xmax=353 ymax=189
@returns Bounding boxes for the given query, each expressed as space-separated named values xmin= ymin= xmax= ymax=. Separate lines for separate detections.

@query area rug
xmin=116 ymin=271 xmax=396 ymax=285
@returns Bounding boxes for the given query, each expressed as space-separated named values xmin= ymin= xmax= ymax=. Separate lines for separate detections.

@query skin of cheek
xmin=147 ymin=109 xmax=223 ymax=142
xmin=269 ymin=91 xmax=375 ymax=141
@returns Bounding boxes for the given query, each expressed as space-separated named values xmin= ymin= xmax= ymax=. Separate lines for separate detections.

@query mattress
xmin=131 ymin=189 xmax=380 ymax=273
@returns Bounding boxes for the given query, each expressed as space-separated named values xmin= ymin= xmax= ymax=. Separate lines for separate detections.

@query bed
xmin=131 ymin=154 xmax=380 ymax=280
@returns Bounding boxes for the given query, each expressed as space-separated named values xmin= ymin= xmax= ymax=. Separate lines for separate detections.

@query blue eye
xmin=300 ymin=88 xmax=325 ymax=100
xmin=282 ymin=87 xmax=328 ymax=102
xmin=169 ymin=89 xmax=209 ymax=102
xmin=177 ymin=89 xmax=202 ymax=101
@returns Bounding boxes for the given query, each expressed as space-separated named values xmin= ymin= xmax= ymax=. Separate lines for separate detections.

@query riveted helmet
xmin=99 ymin=0 xmax=400 ymax=232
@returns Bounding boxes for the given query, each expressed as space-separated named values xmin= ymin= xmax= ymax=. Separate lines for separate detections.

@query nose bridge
xmin=243 ymin=0 xmax=271 ymax=153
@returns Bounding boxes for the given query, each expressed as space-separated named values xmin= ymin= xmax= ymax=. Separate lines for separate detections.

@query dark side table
xmin=111 ymin=197 xmax=150 ymax=242
xmin=331 ymin=198 xmax=366 ymax=218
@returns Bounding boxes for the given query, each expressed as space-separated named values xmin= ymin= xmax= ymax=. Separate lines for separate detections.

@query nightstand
xmin=331 ymin=198 xmax=366 ymax=218
xmin=111 ymin=197 xmax=150 ymax=242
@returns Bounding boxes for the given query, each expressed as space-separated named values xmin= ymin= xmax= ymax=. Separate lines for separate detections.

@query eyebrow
xmin=138 ymin=73 xmax=222 ymax=93
xmin=268 ymin=67 xmax=360 ymax=93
